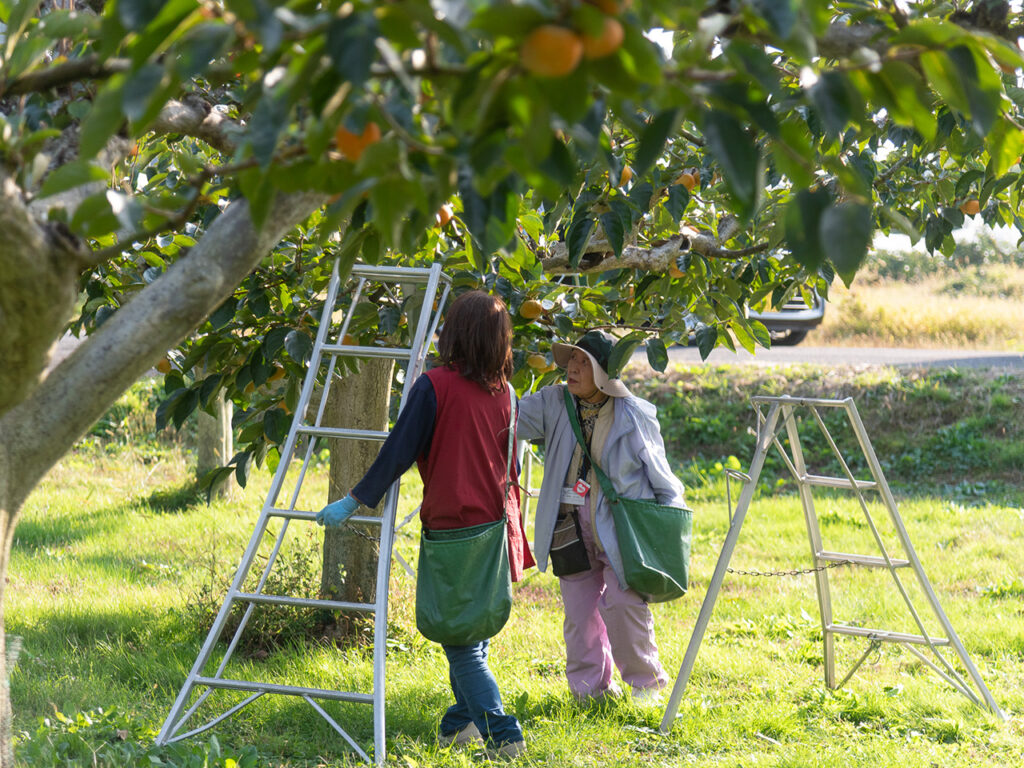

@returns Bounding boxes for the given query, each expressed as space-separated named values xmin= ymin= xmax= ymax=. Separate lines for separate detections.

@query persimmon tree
xmin=2 ymin=0 xmax=1023 ymax=761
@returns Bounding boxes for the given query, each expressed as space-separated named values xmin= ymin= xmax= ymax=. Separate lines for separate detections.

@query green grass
xmin=11 ymin=367 xmax=1024 ymax=766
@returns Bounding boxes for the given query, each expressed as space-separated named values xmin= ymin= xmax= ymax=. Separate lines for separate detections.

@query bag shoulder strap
xmin=500 ymin=384 xmax=517 ymax=521
xmin=562 ymin=387 xmax=618 ymax=502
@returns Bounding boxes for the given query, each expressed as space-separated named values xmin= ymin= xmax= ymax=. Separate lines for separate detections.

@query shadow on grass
xmin=132 ymin=482 xmax=206 ymax=514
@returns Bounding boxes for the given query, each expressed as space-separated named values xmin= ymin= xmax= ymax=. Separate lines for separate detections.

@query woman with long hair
xmin=316 ymin=290 xmax=532 ymax=758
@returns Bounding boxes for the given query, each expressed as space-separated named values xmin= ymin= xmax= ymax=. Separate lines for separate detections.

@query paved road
xmin=655 ymin=345 xmax=1024 ymax=370
xmin=50 ymin=333 xmax=1024 ymax=372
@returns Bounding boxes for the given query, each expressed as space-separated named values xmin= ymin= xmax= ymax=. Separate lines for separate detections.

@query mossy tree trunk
xmin=321 ymin=358 xmax=394 ymax=632
xmin=196 ymin=389 xmax=233 ymax=499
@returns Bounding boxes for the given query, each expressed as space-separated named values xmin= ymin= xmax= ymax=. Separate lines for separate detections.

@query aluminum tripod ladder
xmin=661 ymin=395 xmax=1005 ymax=732
xmin=156 ymin=262 xmax=452 ymax=764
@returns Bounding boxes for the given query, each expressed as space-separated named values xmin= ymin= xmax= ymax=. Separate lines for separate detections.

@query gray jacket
xmin=517 ymin=384 xmax=688 ymax=588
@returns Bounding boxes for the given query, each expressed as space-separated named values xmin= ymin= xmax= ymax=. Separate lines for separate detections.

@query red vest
xmin=417 ymin=366 xmax=535 ymax=581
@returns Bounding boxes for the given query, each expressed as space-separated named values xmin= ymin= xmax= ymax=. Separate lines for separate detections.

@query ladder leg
xmin=844 ymin=404 xmax=1007 ymax=719
xmin=781 ymin=406 xmax=837 ymax=688
xmin=659 ymin=403 xmax=783 ymax=732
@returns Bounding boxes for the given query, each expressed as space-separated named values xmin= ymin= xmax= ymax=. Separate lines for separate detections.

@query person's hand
xmin=316 ymin=494 xmax=359 ymax=527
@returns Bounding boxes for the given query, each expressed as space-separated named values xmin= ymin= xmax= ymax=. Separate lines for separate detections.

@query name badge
xmin=560 ymin=480 xmax=590 ymax=505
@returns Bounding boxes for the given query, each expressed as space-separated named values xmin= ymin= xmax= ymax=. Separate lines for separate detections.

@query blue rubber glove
xmin=316 ymin=494 xmax=360 ymax=527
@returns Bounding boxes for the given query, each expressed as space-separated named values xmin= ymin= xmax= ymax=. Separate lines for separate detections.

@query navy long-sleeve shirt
xmin=351 ymin=374 xmax=437 ymax=508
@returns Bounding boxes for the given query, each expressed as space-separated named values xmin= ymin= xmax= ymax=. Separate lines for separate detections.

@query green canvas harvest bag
xmin=415 ymin=517 xmax=511 ymax=645
xmin=415 ymin=386 xmax=517 ymax=645
xmin=563 ymin=388 xmax=692 ymax=603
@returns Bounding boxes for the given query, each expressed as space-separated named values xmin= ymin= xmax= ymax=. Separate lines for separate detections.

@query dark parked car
xmin=746 ymin=291 xmax=825 ymax=346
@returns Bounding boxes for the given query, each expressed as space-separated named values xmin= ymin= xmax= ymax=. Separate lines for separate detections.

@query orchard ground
xmin=11 ymin=356 xmax=1024 ymax=767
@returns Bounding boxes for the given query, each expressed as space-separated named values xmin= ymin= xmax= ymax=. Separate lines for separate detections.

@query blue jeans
xmin=439 ymin=641 xmax=523 ymax=746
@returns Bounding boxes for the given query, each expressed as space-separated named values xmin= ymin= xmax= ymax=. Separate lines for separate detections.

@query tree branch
xmin=539 ymin=232 xmax=770 ymax=274
xmin=0 ymin=189 xmax=325 ymax=512
xmin=149 ymin=96 xmax=243 ymax=155
xmin=0 ymin=55 xmax=131 ymax=97
xmin=0 ymin=173 xmax=84 ymax=419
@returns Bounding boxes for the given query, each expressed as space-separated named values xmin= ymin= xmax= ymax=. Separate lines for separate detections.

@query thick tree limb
xmin=539 ymin=231 xmax=770 ymax=274
xmin=149 ymin=96 xmax=242 ymax=155
xmin=0 ymin=55 xmax=130 ymax=97
xmin=0 ymin=173 xmax=84 ymax=419
xmin=0 ymin=190 xmax=324 ymax=514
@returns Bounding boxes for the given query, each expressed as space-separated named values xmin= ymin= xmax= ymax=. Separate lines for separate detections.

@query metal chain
xmin=341 ymin=525 xmax=380 ymax=544
xmin=727 ymin=559 xmax=853 ymax=578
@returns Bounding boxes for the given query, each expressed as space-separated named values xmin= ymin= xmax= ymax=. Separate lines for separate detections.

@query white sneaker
xmin=438 ymin=721 xmax=483 ymax=747
xmin=631 ymin=687 xmax=664 ymax=706
xmin=486 ymin=739 xmax=526 ymax=760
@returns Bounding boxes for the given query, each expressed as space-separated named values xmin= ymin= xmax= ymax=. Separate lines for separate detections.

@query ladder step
xmin=321 ymin=344 xmax=415 ymax=360
xmin=235 ymin=592 xmax=375 ymax=612
xmin=193 ymin=676 xmax=373 ymax=704
xmin=351 ymin=265 xmax=439 ymax=282
xmin=801 ymin=473 xmax=877 ymax=490
xmin=267 ymin=508 xmax=382 ymax=527
xmin=817 ymin=551 xmax=910 ymax=568
xmin=827 ymin=624 xmax=950 ymax=646
xmin=295 ymin=426 xmax=389 ymax=442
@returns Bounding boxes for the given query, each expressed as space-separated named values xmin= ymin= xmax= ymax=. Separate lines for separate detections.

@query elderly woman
xmin=517 ymin=330 xmax=687 ymax=703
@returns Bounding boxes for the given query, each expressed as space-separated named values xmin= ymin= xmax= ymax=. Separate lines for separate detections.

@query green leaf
xmin=263 ymin=407 xmax=289 ymax=444
xmin=118 ymin=0 xmax=166 ymax=32
xmin=947 ymin=44 xmax=1000 ymax=137
xmin=122 ymin=64 xmax=165 ymax=122
xmin=607 ymin=332 xmax=644 ymax=378
xmin=233 ymin=451 xmax=253 ymax=489
xmin=599 ymin=209 xmax=625 ymax=257
xmin=78 ymin=77 xmax=126 ymax=158
xmin=985 ymin=119 xmax=1024 ymax=178
xmin=284 ymin=329 xmax=313 ymax=364
xmin=695 ymin=325 xmax=717 ymax=360
xmin=925 ymin=213 xmax=952 ymax=253
xmin=879 ymin=205 xmax=921 ymax=244
xmin=821 ymin=202 xmax=872 ymax=287
xmin=36 ymin=9 xmax=101 ymax=39
xmin=262 ymin=327 xmax=292 ymax=360
xmin=4 ymin=0 xmax=42 ymax=59
xmin=326 ymin=13 xmax=379 ymax=88
xmin=70 ymin=192 xmax=118 ymax=238
xmin=633 ymin=109 xmax=678 ymax=179
xmin=752 ymin=0 xmax=797 ymax=40
xmin=198 ymin=374 xmax=223 ymax=409
xmin=645 ymin=338 xmax=669 ymax=372
xmin=248 ymin=91 xmax=289 ymax=168
xmin=809 ymin=71 xmax=864 ymax=139
xmin=155 ymin=387 xmax=187 ymax=431
xmin=703 ymin=110 xmax=762 ymax=220
xmin=469 ymin=3 xmax=547 ymax=37
xmin=618 ymin=18 xmax=664 ymax=86
xmin=954 ymin=169 xmax=985 ymax=199
xmin=664 ymin=183 xmax=689 ymax=223
xmin=566 ymin=209 xmax=597 ymax=270
xmin=174 ymin=23 xmax=233 ymax=79
xmin=38 ymin=160 xmax=108 ymax=198
xmin=857 ymin=62 xmax=936 ymax=142
xmin=748 ymin=319 xmax=772 ymax=348
xmin=730 ymin=319 xmax=756 ymax=354
xmin=784 ymin=187 xmax=830 ymax=271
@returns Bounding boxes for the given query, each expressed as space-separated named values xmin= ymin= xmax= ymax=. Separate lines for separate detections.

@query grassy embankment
xmin=11 ymin=352 xmax=1024 ymax=766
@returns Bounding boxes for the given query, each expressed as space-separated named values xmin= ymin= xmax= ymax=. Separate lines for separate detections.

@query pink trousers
xmin=558 ymin=502 xmax=668 ymax=699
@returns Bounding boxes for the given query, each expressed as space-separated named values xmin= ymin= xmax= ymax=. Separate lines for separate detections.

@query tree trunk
xmin=196 ymin=390 xmax=233 ymax=499
xmin=0 ymin=190 xmax=323 ymax=763
xmin=321 ymin=359 xmax=394 ymax=622
xmin=0 ymin=444 xmax=12 ymax=768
